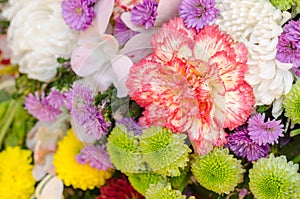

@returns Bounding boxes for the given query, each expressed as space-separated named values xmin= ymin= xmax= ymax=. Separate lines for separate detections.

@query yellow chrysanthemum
xmin=0 ymin=146 xmax=35 ymax=199
xmin=53 ymin=129 xmax=114 ymax=190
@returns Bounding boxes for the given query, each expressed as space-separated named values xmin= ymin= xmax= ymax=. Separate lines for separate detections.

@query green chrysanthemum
xmin=106 ymin=125 xmax=145 ymax=173
xmin=139 ymin=127 xmax=191 ymax=177
xmin=191 ymin=147 xmax=245 ymax=194
xmin=283 ymin=81 xmax=300 ymax=124
xmin=269 ymin=0 xmax=296 ymax=11
xmin=127 ymin=172 xmax=167 ymax=195
xmin=145 ymin=183 xmax=195 ymax=199
xmin=249 ymin=154 xmax=300 ymax=199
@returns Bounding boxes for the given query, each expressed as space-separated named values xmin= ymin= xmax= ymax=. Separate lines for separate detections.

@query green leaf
xmin=290 ymin=128 xmax=300 ymax=137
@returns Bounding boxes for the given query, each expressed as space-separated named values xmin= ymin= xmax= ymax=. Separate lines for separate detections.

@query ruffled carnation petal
xmin=223 ymin=82 xmax=255 ymax=130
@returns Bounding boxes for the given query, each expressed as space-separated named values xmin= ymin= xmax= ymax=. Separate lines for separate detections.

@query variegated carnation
xmin=3 ymin=0 xmax=78 ymax=82
xmin=215 ymin=0 xmax=293 ymax=117
xmin=127 ymin=17 xmax=254 ymax=154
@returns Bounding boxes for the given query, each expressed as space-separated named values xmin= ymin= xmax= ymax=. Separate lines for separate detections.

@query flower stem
xmin=0 ymin=100 xmax=18 ymax=148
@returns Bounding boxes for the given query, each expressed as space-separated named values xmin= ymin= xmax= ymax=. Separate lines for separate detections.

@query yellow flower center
xmin=76 ymin=7 xmax=82 ymax=14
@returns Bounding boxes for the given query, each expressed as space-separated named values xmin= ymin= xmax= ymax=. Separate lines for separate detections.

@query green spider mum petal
xmin=249 ymin=154 xmax=300 ymax=199
xmin=106 ymin=125 xmax=145 ymax=173
xmin=283 ymin=81 xmax=300 ymax=124
xmin=139 ymin=127 xmax=191 ymax=177
xmin=127 ymin=172 xmax=167 ymax=195
xmin=269 ymin=0 xmax=295 ymax=10
xmin=145 ymin=183 xmax=195 ymax=199
xmin=191 ymin=147 xmax=245 ymax=194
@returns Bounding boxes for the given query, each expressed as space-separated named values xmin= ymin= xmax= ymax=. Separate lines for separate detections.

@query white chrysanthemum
xmin=3 ymin=0 xmax=78 ymax=82
xmin=215 ymin=0 xmax=293 ymax=117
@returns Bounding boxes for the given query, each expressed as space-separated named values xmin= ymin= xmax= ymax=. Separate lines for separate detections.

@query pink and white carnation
xmin=126 ymin=17 xmax=255 ymax=154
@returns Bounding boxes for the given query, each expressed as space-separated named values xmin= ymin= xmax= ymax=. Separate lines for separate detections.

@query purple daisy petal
xmin=46 ymin=89 xmax=66 ymax=110
xmin=76 ymin=144 xmax=114 ymax=170
xmin=131 ymin=0 xmax=158 ymax=29
xmin=24 ymin=91 xmax=61 ymax=122
xmin=66 ymin=83 xmax=110 ymax=140
xmin=116 ymin=117 xmax=143 ymax=136
xmin=284 ymin=19 xmax=300 ymax=49
xmin=62 ymin=0 xmax=96 ymax=31
xmin=276 ymin=31 xmax=300 ymax=76
xmin=178 ymin=0 xmax=219 ymax=32
xmin=227 ymin=127 xmax=270 ymax=162
xmin=247 ymin=113 xmax=284 ymax=146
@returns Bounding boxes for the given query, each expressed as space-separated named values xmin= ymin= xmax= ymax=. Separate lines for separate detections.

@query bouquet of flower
xmin=0 ymin=0 xmax=300 ymax=198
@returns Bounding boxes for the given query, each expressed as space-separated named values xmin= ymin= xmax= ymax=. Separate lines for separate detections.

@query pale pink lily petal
xmin=121 ymin=12 xmax=145 ymax=32
xmin=35 ymin=175 xmax=63 ymax=199
xmin=155 ymin=0 xmax=181 ymax=26
xmin=120 ymin=29 xmax=157 ymax=63
xmin=77 ymin=26 xmax=100 ymax=46
xmin=111 ymin=55 xmax=133 ymax=97
xmin=94 ymin=0 xmax=115 ymax=35
xmin=71 ymin=35 xmax=119 ymax=76
xmin=87 ymin=66 xmax=115 ymax=93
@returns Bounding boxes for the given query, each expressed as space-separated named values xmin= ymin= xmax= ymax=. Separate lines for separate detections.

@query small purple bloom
xmin=131 ymin=0 xmax=158 ymax=29
xmin=114 ymin=17 xmax=138 ymax=45
xmin=284 ymin=19 xmax=300 ymax=49
xmin=62 ymin=0 xmax=95 ymax=31
xmin=178 ymin=0 xmax=219 ymax=32
xmin=24 ymin=91 xmax=61 ymax=122
xmin=276 ymin=33 xmax=300 ymax=76
xmin=47 ymin=89 xmax=66 ymax=110
xmin=65 ymin=83 xmax=110 ymax=140
xmin=76 ymin=144 xmax=114 ymax=170
xmin=227 ymin=127 xmax=270 ymax=162
xmin=247 ymin=113 xmax=284 ymax=146
xmin=117 ymin=117 xmax=143 ymax=135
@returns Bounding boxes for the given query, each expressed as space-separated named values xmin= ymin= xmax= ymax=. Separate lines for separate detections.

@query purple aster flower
xmin=116 ymin=117 xmax=143 ymax=135
xmin=227 ymin=127 xmax=270 ymax=162
xmin=247 ymin=113 xmax=284 ymax=146
xmin=276 ymin=32 xmax=300 ymax=76
xmin=24 ymin=91 xmax=61 ymax=122
xmin=46 ymin=89 xmax=66 ymax=110
xmin=178 ymin=0 xmax=219 ymax=32
xmin=114 ymin=17 xmax=138 ymax=45
xmin=62 ymin=0 xmax=95 ymax=31
xmin=284 ymin=19 xmax=300 ymax=48
xmin=131 ymin=0 xmax=158 ymax=29
xmin=76 ymin=144 xmax=114 ymax=170
xmin=65 ymin=83 xmax=110 ymax=139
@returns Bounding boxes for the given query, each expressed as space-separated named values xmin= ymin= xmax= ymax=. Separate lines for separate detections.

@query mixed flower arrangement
xmin=0 ymin=0 xmax=300 ymax=198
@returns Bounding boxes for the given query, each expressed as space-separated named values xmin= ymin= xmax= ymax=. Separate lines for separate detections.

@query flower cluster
xmin=1 ymin=0 xmax=300 ymax=198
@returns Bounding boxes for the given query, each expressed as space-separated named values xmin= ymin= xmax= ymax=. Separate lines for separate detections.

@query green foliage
xmin=48 ymin=58 xmax=77 ymax=91
xmin=0 ymin=99 xmax=35 ymax=149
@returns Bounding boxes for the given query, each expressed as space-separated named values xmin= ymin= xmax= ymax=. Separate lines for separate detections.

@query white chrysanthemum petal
xmin=215 ymin=0 xmax=293 ymax=117
xmin=3 ymin=0 xmax=78 ymax=82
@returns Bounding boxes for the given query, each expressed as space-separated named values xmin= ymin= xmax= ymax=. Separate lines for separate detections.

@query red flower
xmin=97 ymin=175 xmax=145 ymax=199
